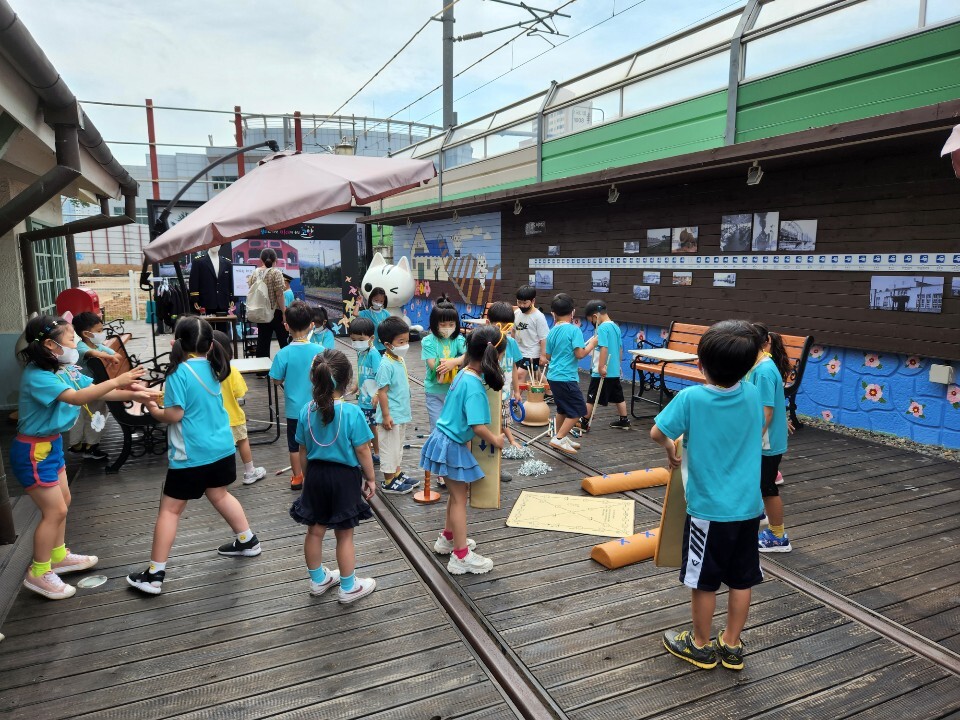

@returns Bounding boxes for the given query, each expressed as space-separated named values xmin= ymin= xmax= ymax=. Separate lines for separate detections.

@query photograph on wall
xmin=720 ymin=213 xmax=752 ymax=252
xmin=671 ymin=226 xmax=698 ymax=253
xmin=642 ymin=271 xmax=661 ymax=285
xmin=624 ymin=241 xmax=640 ymax=254
xmin=633 ymin=285 xmax=651 ymax=301
xmin=534 ymin=269 xmax=554 ymax=290
xmin=713 ymin=272 xmax=737 ymax=288
xmin=547 ymin=245 xmax=561 ymax=257
xmin=646 ymin=228 xmax=671 ymax=254
xmin=591 ymin=270 xmax=611 ymax=293
xmin=672 ymin=272 xmax=692 ymax=286
xmin=869 ymin=276 xmax=943 ymax=313
xmin=778 ymin=219 xmax=818 ymax=251
xmin=951 ymin=277 xmax=960 ymax=297
xmin=525 ymin=221 xmax=546 ymax=236
xmin=752 ymin=211 xmax=779 ymax=251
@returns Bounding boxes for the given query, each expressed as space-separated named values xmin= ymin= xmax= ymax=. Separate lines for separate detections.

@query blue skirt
xmin=419 ymin=430 xmax=484 ymax=483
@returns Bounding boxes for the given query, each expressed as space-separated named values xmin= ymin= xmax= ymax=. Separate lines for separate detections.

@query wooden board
xmin=470 ymin=386 xmax=501 ymax=509
xmin=506 ymin=491 xmax=634 ymax=538
xmin=654 ymin=438 xmax=686 ymax=568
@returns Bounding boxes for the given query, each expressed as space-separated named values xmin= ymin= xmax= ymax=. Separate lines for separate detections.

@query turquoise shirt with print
xmin=310 ymin=328 xmax=336 ymax=350
xmin=164 ymin=358 xmax=236 ymax=469
xmin=545 ymin=322 xmax=584 ymax=382
xmin=76 ymin=341 xmax=116 ymax=378
xmin=591 ymin=321 xmax=622 ymax=378
xmin=283 ymin=289 xmax=294 ymax=307
xmin=270 ymin=340 xmax=324 ymax=419
xmin=356 ymin=348 xmax=381 ymax=410
xmin=421 ymin=333 xmax=467 ymax=395
xmin=358 ymin=308 xmax=391 ymax=352
xmin=374 ymin=355 xmax=411 ymax=424
xmin=436 ymin=372 xmax=490 ymax=444
xmin=654 ymin=383 xmax=764 ymax=522
xmin=746 ymin=357 xmax=789 ymax=456
xmin=17 ymin=364 xmax=92 ymax=436
xmin=295 ymin=400 xmax=374 ymax=465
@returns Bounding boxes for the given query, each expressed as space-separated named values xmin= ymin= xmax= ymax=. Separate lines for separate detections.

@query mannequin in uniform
xmin=190 ymin=246 xmax=234 ymax=314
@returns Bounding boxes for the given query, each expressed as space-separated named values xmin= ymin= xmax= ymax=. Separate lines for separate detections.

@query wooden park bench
xmin=85 ymin=332 xmax=169 ymax=474
xmin=630 ymin=322 xmax=814 ymax=427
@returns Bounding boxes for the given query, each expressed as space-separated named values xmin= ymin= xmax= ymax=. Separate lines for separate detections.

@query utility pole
xmin=442 ymin=0 xmax=456 ymax=128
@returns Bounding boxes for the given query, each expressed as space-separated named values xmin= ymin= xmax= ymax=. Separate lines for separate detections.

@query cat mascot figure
xmin=360 ymin=252 xmax=423 ymax=332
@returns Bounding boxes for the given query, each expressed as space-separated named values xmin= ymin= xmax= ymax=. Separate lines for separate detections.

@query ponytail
xmin=167 ymin=316 xmax=228 ymax=381
xmin=768 ymin=332 xmax=791 ymax=383
xmin=481 ymin=342 xmax=505 ymax=391
xmin=467 ymin=325 xmax=505 ymax=391
xmin=206 ymin=340 xmax=231 ymax=383
xmin=310 ymin=349 xmax=353 ymax=426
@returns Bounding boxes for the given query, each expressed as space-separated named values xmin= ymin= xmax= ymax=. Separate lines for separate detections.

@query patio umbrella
xmin=143 ymin=152 xmax=436 ymax=263
xmin=941 ymin=123 xmax=960 ymax=179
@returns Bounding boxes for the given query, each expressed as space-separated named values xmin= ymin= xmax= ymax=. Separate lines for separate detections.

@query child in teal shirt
xmin=309 ymin=306 xmax=336 ymax=350
xmin=358 ymin=287 xmax=391 ymax=353
xmin=544 ymin=293 xmax=596 ymax=455
xmin=348 ymin=316 xmax=381 ymax=464
xmin=375 ymin=316 xmax=416 ymax=494
xmin=421 ymin=299 xmax=466 ymax=486
xmin=69 ymin=311 xmax=120 ymax=460
xmin=582 ymin=300 xmax=630 ymax=431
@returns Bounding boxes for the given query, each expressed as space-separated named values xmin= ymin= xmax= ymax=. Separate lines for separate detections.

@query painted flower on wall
xmin=861 ymin=382 xmax=886 ymax=403
xmin=906 ymin=400 xmax=925 ymax=418
xmin=826 ymin=356 xmax=842 ymax=376
xmin=809 ymin=345 xmax=825 ymax=359
xmin=660 ymin=328 xmax=669 ymax=340
xmin=904 ymin=356 xmax=923 ymax=370
xmin=863 ymin=353 xmax=883 ymax=369
xmin=821 ymin=409 xmax=834 ymax=422
xmin=948 ymin=384 xmax=960 ymax=409
xmin=635 ymin=331 xmax=645 ymax=345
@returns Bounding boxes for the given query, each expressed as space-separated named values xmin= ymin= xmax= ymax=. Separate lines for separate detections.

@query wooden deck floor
xmin=1 ymin=329 xmax=958 ymax=719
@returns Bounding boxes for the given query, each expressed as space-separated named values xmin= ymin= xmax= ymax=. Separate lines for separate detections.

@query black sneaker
xmin=69 ymin=443 xmax=86 ymax=456
xmin=126 ymin=567 xmax=165 ymax=595
xmin=544 ymin=395 xmax=555 ymax=405
xmin=217 ymin=534 xmax=262 ymax=557
xmin=84 ymin=444 xmax=109 ymax=461
xmin=716 ymin=629 xmax=745 ymax=670
xmin=663 ymin=629 xmax=718 ymax=669
xmin=577 ymin=417 xmax=591 ymax=433
xmin=609 ymin=418 xmax=632 ymax=430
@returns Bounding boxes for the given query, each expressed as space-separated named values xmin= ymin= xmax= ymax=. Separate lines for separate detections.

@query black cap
xmin=282 ymin=273 xmax=294 ymax=282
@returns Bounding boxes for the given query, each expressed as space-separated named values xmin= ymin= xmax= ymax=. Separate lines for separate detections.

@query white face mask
xmin=351 ymin=340 xmax=370 ymax=351
xmin=371 ymin=302 xmax=383 ymax=311
xmin=389 ymin=343 xmax=409 ymax=358
xmin=438 ymin=326 xmax=456 ymax=338
xmin=54 ymin=342 xmax=79 ymax=365
xmin=89 ymin=331 xmax=107 ymax=345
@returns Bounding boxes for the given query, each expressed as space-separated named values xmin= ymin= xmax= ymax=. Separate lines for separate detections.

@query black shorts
xmin=680 ymin=515 xmax=763 ymax=592
xmin=761 ymin=454 xmax=782 ymax=497
xmin=286 ymin=418 xmax=300 ymax=452
xmin=516 ymin=357 xmax=540 ymax=373
xmin=549 ymin=380 xmax=587 ymax=419
xmin=586 ymin=376 xmax=625 ymax=406
xmin=164 ymin=453 xmax=236 ymax=501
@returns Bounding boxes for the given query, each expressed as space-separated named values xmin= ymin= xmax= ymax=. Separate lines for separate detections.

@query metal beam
xmin=724 ymin=0 xmax=762 ymax=146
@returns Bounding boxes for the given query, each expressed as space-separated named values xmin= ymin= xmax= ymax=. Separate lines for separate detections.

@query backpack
xmin=245 ymin=270 xmax=274 ymax=324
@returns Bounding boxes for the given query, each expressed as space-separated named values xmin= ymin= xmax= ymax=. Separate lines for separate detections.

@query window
xmin=443 ymin=139 xmax=484 ymax=170
xmin=744 ymin=0 xmax=922 ymax=79
xmin=925 ymin=0 xmax=960 ymax=25
xmin=212 ymin=175 xmax=237 ymax=190
xmin=485 ymin=118 xmax=539 ymax=158
xmin=32 ymin=232 xmax=69 ymax=315
xmin=622 ymin=52 xmax=728 ymax=117
xmin=546 ymin=89 xmax=621 ymax=139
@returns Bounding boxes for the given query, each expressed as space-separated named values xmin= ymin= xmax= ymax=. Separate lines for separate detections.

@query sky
xmin=12 ymin=0 xmax=743 ymax=166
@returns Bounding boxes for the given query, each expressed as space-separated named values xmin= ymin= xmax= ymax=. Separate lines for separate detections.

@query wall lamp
xmin=452 ymin=209 xmax=459 ymax=222
xmin=747 ymin=161 xmax=764 ymax=186
xmin=607 ymin=183 xmax=620 ymax=204
xmin=513 ymin=199 xmax=523 ymax=215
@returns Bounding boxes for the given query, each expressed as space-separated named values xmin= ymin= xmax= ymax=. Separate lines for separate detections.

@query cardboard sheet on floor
xmin=506 ymin=491 xmax=634 ymax=538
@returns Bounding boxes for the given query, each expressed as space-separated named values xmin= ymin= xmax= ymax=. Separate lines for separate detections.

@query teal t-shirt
xmin=654 ymin=383 xmax=764 ymax=522
xmin=501 ymin=336 xmax=522 ymax=396
xmin=164 ymin=358 xmax=236 ymax=469
xmin=746 ymin=356 xmax=788 ymax=457
xmin=545 ymin=322 xmax=584 ymax=382
xmin=310 ymin=327 xmax=336 ymax=350
xmin=591 ymin=321 xmax=622 ymax=378
xmin=76 ymin=342 xmax=116 ymax=378
xmin=17 ymin=364 xmax=92 ymax=436
xmin=356 ymin=348 xmax=381 ymax=410
xmin=270 ymin=340 xmax=325 ymax=419
xmin=283 ymin=289 xmax=294 ymax=306
xmin=421 ymin=333 xmax=467 ymax=395
xmin=374 ymin=355 xmax=411 ymax=424
xmin=358 ymin=308 xmax=391 ymax=352
xmin=295 ymin=400 xmax=374 ymax=465
xmin=436 ymin=371 xmax=491 ymax=444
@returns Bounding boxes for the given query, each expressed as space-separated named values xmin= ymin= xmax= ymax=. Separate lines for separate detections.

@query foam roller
xmin=581 ymin=467 xmax=670 ymax=495
xmin=591 ymin=528 xmax=659 ymax=569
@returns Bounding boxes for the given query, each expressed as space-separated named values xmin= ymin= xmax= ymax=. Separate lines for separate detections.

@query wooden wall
xmin=499 ymin=135 xmax=960 ymax=360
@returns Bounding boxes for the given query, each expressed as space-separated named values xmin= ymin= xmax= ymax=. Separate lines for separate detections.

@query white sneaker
xmin=309 ymin=567 xmax=341 ymax=596
xmin=550 ymin=436 xmax=578 ymax=455
xmin=447 ymin=549 xmax=494 ymax=575
xmin=338 ymin=576 xmax=376 ymax=604
xmin=433 ymin=534 xmax=477 ymax=555
xmin=23 ymin=570 xmax=76 ymax=600
xmin=243 ymin=467 xmax=266 ymax=484
xmin=567 ymin=437 xmax=581 ymax=449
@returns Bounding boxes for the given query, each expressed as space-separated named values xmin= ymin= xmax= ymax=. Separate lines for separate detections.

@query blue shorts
xmin=548 ymin=380 xmax=587 ymax=419
xmin=360 ymin=407 xmax=376 ymax=428
xmin=10 ymin=434 xmax=65 ymax=489
xmin=286 ymin=418 xmax=299 ymax=452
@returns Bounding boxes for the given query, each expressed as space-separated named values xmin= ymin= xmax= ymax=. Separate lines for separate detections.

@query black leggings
xmin=256 ymin=309 xmax=289 ymax=357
